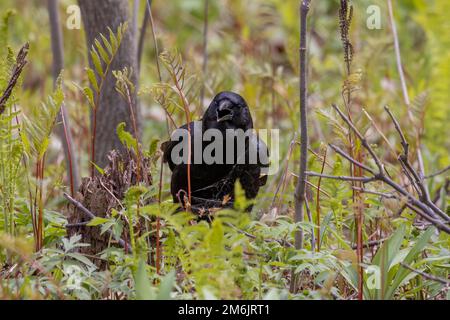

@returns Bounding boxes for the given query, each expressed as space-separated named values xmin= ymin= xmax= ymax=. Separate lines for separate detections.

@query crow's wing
xmin=161 ymin=121 xmax=199 ymax=171
xmin=238 ymin=134 xmax=269 ymax=199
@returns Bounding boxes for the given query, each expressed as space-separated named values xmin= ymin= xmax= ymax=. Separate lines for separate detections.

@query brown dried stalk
xmin=0 ymin=43 xmax=29 ymax=115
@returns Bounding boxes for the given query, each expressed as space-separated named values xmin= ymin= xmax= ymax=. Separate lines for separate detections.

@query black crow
xmin=161 ymin=91 xmax=268 ymax=214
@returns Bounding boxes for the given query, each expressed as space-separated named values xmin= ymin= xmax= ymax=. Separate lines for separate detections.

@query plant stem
xmin=200 ymin=0 xmax=209 ymax=108
xmin=316 ymin=147 xmax=327 ymax=251
xmin=290 ymin=0 xmax=311 ymax=294
xmin=47 ymin=0 xmax=79 ymax=193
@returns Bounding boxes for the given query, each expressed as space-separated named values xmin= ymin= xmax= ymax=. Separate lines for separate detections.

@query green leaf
xmin=100 ymin=33 xmax=113 ymax=55
xmin=90 ymin=47 xmax=104 ymax=77
xmin=89 ymin=161 xmax=104 ymax=175
xmin=156 ymin=270 xmax=176 ymax=300
xmin=108 ymin=27 xmax=118 ymax=52
xmin=134 ymin=259 xmax=155 ymax=300
xmin=116 ymin=122 xmax=138 ymax=151
xmin=67 ymin=253 xmax=96 ymax=269
xmin=125 ymin=185 xmax=147 ymax=205
xmin=149 ymin=138 xmax=160 ymax=156
xmin=371 ymin=224 xmax=406 ymax=299
xmin=83 ymin=87 xmax=95 ymax=109
xmin=86 ymin=68 xmax=99 ymax=92
xmin=373 ymin=224 xmax=405 ymax=267
xmin=20 ymin=127 xmax=31 ymax=154
xmin=205 ymin=219 xmax=224 ymax=256
xmin=385 ymin=227 xmax=435 ymax=299
xmin=95 ymin=39 xmax=110 ymax=64
xmin=86 ymin=217 xmax=110 ymax=227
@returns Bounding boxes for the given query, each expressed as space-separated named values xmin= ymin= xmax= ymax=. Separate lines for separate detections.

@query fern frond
xmin=82 ymin=22 xmax=129 ymax=110
xmin=22 ymin=75 xmax=64 ymax=159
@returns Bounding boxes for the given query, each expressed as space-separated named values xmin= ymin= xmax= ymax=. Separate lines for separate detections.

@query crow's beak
xmin=217 ymin=101 xmax=234 ymax=122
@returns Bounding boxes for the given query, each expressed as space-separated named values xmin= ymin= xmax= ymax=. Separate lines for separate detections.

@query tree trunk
xmin=78 ymin=0 xmax=140 ymax=168
xmin=47 ymin=0 xmax=80 ymax=192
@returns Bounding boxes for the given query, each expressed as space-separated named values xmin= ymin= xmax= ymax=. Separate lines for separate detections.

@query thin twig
xmin=306 ymin=172 xmax=376 ymax=183
xmin=271 ymin=133 xmax=297 ymax=210
xmin=384 ymin=106 xmax=409 ymax=157
xmin=63 ymin=192 xmax=133 ymax=253
xmin=332 ymin=104 xmax=384 ymax=172
xmin=387 ymin=0 xmax=411 ymax=111
xmin=425 ymin=165 xmax=450 ymax=179
xmin=400 ymin=263 xmax=450 ymax=285
xmin=145 ymin=0 xmax=162 ymax=82
xmin=329 ymin=143 xmax=376 ymax=175
xmin=48 ymin=0 xmax=79 ymax=194
xmin=315 ymin=146 xmax=327 ymax=251
xmin=362 ymin=108 xmax=397 ymax=159
xmin=224 ymin=222 xmax=293 ymax=248
xmin=199 ymin=0 xmax=209 ymax=107
xmin=305 ymin=198 xmax=315 ymax=252
xmin=315 ymin=103 xmax=450 ymax=233
xmin=351 ymin=238 xmax=387 ymax=250
xmin=352 ymin=187 xmax=396 ymax=199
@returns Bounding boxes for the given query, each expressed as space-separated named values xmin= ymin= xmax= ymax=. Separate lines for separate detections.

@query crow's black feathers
xmin=162 ymin=91 xmax=268 ymax=213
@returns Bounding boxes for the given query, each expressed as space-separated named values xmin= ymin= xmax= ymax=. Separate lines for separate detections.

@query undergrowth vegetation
xmin=0 ymin=0 xmax=449 ymax=300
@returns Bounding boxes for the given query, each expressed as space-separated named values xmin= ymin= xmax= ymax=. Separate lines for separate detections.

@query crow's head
xmin=202 ymin=91 xmax=253 ymax=131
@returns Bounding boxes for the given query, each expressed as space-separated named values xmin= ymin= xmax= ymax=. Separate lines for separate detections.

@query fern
xmin=414 ymin=1 xmax=450 ymax=164
xmin=20 ymin=76 xmax=64 ymax=251
xmin=80 ymin=22 xmax=128 ymax=177
xmin=83 ymin=22 xmax=128 ymax=109
xmin=22 ymin=76 xmax=64 ymax=159
xmin=0 ymin=41 xmax=27 ymax=236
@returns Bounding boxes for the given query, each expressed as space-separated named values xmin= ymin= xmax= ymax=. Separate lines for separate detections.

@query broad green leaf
xmin=90 ymin=47 xmax=104 ymax=77
xmin=83 ymin=87 xmax=95 ymax=108
xmin=205 ymin=219 xmax=224 ymax=256
xmin=156 ymin=270 xmax=176 ymax=300
xmin=134 ymin=259 xmax=155 ymax=300
xmin=67 ymin=253 xmax=96 ymax=269
xmin=86 ymin=217 xmax=110 ymax=227
xmin=385 ymin=227 xmax=435 ymax=299
xmin=95 ymin=38 xmax=109 ymax=64
xmin=89 ymin=161 xmax=104 ymax=175
xmin=86 ymin=68 xmax=99 ymax=92
xmin=108 ymin=27 xmax=118 ymax=52
xmin=117 ymin=122 xmax=138 ymax=151
xmin=371 ymin=224 xmax=406 ymax=299
xmin=100 ymin=33 xmax=113 ymax=55
xmin=149 ymin=138 xmax=160 ymax=157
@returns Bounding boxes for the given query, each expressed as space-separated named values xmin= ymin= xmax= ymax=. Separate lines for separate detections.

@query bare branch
xmin=329 ymin=143 xmax=376 ymax=175
xmin=426 ymin=165 xmax=450 ymax=179
xmin=306 ymin=171 xmax=376 ymax=183
xmin=384 ymin=106 xmax=409 ymax=158
xmin=400 ymin=263 xmax=450 ymax=286
xmin=332 ymin=104 xmax=384 ymax=173
xmin=352 ymin=187 xmax=396 ymax=199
